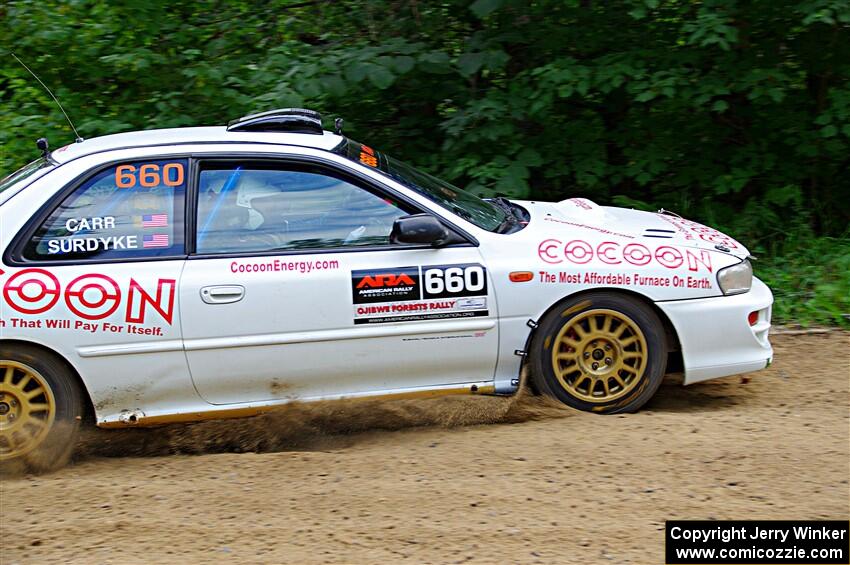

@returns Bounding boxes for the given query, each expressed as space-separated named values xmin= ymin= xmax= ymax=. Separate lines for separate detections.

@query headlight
xmin=717 ymin=259 xmax=753 ymax=295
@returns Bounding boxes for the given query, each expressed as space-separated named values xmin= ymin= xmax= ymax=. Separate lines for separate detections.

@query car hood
xmin=516 ymin=197 xmax=750 ymax=259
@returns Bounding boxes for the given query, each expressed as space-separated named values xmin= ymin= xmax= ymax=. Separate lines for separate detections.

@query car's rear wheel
xmin=0 ymin=345 xmax=83 ymax=473
xmin=530 ymin=292 xmax=667 ymax=414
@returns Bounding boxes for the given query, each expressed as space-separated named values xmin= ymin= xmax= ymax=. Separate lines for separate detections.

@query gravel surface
xmin=1 ymin=333 xmax=848 ymax=564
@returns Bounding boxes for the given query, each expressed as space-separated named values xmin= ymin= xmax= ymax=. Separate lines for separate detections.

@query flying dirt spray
xmin=78 ymin=369 xmax=575 ymax=460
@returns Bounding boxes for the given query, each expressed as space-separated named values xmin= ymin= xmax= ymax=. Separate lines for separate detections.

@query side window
xmin=196 ymin=164 xmax=408 ymax=254
xmin=23 ymin=159 xmax=186 ymax=261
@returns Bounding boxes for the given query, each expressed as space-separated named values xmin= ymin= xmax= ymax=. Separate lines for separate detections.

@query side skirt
xmin=98 ymin=381 xmax=498 ymax=428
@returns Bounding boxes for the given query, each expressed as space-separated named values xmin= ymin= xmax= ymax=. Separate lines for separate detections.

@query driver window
xmin=195 ymin=165 xmax=408 ymax=254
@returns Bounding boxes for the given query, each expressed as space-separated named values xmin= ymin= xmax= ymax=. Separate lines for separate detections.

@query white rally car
xmin=0 ymin=109 xmax=773 ymax=471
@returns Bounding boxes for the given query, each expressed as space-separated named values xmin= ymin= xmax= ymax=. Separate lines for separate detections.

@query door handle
xmin=200 ymin=285 xmax=245 ymax=304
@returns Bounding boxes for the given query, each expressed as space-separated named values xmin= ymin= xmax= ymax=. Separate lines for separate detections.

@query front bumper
xmin=657 ymin=277 xmax=773 ymax=385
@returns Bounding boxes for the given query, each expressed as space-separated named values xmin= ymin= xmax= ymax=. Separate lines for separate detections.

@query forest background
xmin=2 ymin=0 xmax=848 ymax=326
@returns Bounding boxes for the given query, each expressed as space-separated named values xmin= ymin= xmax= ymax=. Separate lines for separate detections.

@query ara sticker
xmin=352 ymin=266 xmax=420 ymax=304
xmin=351 ymin=264 xmax=489 ymax=324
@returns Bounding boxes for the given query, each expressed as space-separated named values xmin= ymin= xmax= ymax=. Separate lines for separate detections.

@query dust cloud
xmin=77 ymin=372 xmax=573 ymax=460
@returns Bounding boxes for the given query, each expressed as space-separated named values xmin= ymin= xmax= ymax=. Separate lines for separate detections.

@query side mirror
xmin=390 ymin=214 xmax=451 ymax=247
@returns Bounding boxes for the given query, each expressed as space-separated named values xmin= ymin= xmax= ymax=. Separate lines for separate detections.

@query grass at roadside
xmin=756 ymin=236 xmax=850 ymax=328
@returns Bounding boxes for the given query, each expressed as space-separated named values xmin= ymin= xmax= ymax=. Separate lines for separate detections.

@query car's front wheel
xmin=529 ymin=292 xmax=667 ymax=414
xmin=0 ymin=345 xmax=83 ymax=473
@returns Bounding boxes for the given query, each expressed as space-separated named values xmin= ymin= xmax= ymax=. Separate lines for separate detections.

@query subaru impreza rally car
xmin=0 ymin=109 xmax=773 ymax=471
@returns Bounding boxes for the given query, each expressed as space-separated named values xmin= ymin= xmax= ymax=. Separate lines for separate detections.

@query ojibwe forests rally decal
xmin=0 ymin=268 xmax=174 ymax=336
xmin=537 ymin=239 xmax=715 ymax=289
xmin=352 ymin=264 xmax=488 ymax=325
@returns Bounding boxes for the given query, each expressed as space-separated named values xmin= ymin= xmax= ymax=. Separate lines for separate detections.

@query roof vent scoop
xmin=226 ymin=108 xmax=324 ymax=135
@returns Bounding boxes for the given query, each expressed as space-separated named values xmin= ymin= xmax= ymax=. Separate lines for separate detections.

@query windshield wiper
xmin=489 ymin=197 xmax=520 ymax=233
xmin=491 ymin=196 xmax=518 ymax=217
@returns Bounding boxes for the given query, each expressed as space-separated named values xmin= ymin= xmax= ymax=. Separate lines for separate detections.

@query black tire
xmin=0 ymin=345 xmax=84 ymax=474
xmin=529 ymin=292 xmax=667 ymax=414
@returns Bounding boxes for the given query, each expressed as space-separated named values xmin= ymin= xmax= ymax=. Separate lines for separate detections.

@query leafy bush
xmin=756 ymin=234 xmax=850 ymax=328
xmin=2 ymin=0 xmax=848 ymax=325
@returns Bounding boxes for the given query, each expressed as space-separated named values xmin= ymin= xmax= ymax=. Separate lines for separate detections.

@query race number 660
xmin=115 ymin=163 xmax=185 ymax=189
xmin=424 ymin=265 xmax=486 ymax=294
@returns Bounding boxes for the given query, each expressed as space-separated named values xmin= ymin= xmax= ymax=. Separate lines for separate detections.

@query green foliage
xmin=756 ymin=234 xmax=850 ymax=327
xmin=1 ymin=0 xmax=848 ymax=324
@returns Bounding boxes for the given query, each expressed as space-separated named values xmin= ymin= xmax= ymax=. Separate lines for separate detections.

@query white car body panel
xmin=0 ymin=127 xmax=773 ymax=426
xmin=657 ymin=277 xmax=773 ymax=384
xmin=180 ymin=246 xmax=498 ymax=405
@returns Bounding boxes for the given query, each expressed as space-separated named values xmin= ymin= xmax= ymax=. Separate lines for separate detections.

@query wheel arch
xmin=0 ymin=338 xmax=96 ymax=423
xmin=529 ymin=287 xmax=682 ymax=364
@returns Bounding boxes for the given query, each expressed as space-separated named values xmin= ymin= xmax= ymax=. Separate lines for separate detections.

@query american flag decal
xmin=143 ymin=234 xmax=170 ymax=248
xmin=141 ymin=214 xmax=168 ymax=228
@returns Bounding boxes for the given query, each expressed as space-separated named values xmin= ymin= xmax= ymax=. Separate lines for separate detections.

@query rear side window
xmin=22 ymin=159 xmax=187 ymax=261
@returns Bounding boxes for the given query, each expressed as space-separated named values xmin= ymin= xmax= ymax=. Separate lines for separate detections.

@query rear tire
xmin=0 ymin=345 xmax=83 ymax=474
xmin=529 ymin=292 xmax=667 ymax=414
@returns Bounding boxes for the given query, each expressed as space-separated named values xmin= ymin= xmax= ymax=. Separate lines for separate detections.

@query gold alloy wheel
xmin=0 ymin=361 xmax=56 ymax=460
xmin=551 ymin=309 xmax=648 ymax=403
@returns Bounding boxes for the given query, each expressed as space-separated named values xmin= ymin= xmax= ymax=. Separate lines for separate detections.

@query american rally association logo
xmin=351 ymin=267 xmax=421 ymax=304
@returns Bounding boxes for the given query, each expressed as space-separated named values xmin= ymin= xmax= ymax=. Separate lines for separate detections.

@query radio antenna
xmin=11 ymin=52 xmax=84 ymax=143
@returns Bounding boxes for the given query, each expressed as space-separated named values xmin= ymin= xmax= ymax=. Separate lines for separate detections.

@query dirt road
xmin=1 ymin=333 xmax=848 ymax=564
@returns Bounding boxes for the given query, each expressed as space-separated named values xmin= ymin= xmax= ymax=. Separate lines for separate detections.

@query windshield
xmin=335 ymin=140 xmax=507 ymax=231
xmin=0 ymin=157 xmax=52 ymax=195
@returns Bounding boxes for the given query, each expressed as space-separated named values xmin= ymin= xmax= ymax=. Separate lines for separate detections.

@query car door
xmin=179 ymin=157 xmax=499 ymax=405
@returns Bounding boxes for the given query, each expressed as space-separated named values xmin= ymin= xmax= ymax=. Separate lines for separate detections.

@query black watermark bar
xmin=666 ymin=520 xmax=849 ymax=564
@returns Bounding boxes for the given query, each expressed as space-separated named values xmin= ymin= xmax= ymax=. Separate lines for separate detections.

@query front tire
xmin=529 ymin=292 xmax=667 ymax=414
xmin=0 ymin=345 xmax=83 ymax=473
